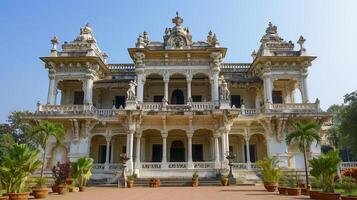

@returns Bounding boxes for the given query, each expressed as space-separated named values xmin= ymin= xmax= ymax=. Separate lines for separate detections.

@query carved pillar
xmin=47 ymin=76 xmax=57 ymax=105
xmin=263 ymin=75 xmax=273 ymax=104
xmin=161 ymin=130 xmax=168 ymax=168
xmin=135 ymin=133 xmax=141 ymax=165
xmin=244 ymin=131 xmax=251 ymax=170
xmin=214 ymin=134 xmax=220 ymax=162
xmin=210 ymin=52 xmax=222 ymax=106
xmin=83 ymin=77 xmax=94 ymax=105
xmin=187 ymin=130 xmax=194 ymax=169
xmin=212 ymin=71 xmax=220 ymax=105
xmin=105 ymin=136 xmax=111 ymax=170
xmin=134 ymin=52 xmax=146 ymax=103
xmin=300 ymin=75 xmax=309 ymax=103
xmin=164 ymin=78 xmax=169 ymax=102
xmin=187 ymin=76 xmax=192 ymax=100
xmin=128 ymin=131 xmax=134 ymax=161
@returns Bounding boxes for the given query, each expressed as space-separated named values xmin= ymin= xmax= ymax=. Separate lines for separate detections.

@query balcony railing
xmin=340 ymin=162 xmax=357 ymax=170
xmin=269 ymin=103 xmax=320 ymax=113
xmin=232 ymin=162 xmax=259 ymax=170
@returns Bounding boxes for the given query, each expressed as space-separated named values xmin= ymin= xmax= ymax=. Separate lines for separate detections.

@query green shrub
xmin=35 ymin=177 xmax=47 ymax=188
xmin=192 ymin=171 xmax=199 ymax=178
xmin=127 ymin=175 xmax=134 ymax=181
xmin=341 ymin=176 xmax=357 ymax=195
xmin=71 ymin=157 xmax=94 ymax=187
xmin=0 ymin=144 xmax=41 ymax=193
xmin=256 ymin=157 xmax=281 ymax=185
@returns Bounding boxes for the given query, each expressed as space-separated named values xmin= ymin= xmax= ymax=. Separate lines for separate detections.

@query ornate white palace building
xmin=28 ymin=13 xmax=331 ymax=181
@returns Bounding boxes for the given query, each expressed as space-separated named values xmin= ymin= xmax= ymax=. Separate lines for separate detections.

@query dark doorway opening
xmin=98 ymin=145 xmax=111 ymax=163
xmin=170 ymin=140 xmax=185 ymax=162
xmin=231 ymin=95 xmax=241 ymax=108
xmin=115 ymin=96 xmax=126 ymax=108
xmin=74 ymin=91 xmax=84 ymax=105
xmin=192 ymin=144 xmax=203 ymax=161
xmin=171 ymin=89 xmax=184 ymax=104
xmin=151 ymin=144 xmax=163 ymax=162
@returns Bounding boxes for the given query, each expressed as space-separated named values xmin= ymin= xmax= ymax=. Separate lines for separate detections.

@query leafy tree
xmin=0 ymin=111 xmax=33 ymax=144
xmin=339 ymin=90 xmax=357 ymax=155
xmin=286 ymin=121 xmax=321 ymax=188
xmin=30 ymin=121 xmax=65 ymax=177
xmin=0 ymin=133 xmax=15 ymax=164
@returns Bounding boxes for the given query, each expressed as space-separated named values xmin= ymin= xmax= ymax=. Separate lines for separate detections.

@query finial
xmin=212 ymin=34 xmax=220 ymax=47
xmin=207 ymin=30 xmax=213 ymax=44
xmin=297 ymin=35 xmax=306 ymax=52
xmin=50 ymin=36 xmax=59 ymax=56
xmin=266 ymin=22 xmax=277 ymax=34
xmin=251 ymin=50 xmax=257 ymax=60
xmin=172 ymin=11 xmax=183 ymax=26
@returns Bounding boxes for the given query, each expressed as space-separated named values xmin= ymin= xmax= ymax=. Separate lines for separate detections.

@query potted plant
xmin=256 ymin=157 xmax=281 ymax=192
xmin=286 ymin=173 xmax=301 ymax=196
xmin=0 ymin=144 xmax=41 ymax=200
xmin=340 ymin=176 xmax=357 ymax=200
xmin=309 ymin=178 xmax=322 ymax=199
xmin=277 ymin=175 xmax=288 ymax=195
xmin=32 ymin=177 xmax=48 ymax=199
xmin=192 ymin=171 xmax=199 ymax=187
xmin=149 ymin=178 xmax=160 ymax=187
xmin=126 ymin=176 xmax=134 ymax=188
xmin=221 ymin=175 xmax=229 ymax=186
xmin=309 ymin=151 xmax=341 ymax=200
xmin=52 ymin=162 xmax=70 ymax=194
xmin=71 ymin=157 xmax=93 ymax=192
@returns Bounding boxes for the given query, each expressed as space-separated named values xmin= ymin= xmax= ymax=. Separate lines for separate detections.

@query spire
xmin=172 ymin=11 xmax=183 ymax=26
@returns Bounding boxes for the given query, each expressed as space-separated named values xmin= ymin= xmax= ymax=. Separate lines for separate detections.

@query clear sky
xmin=0 ymin=0 xmax=356 ymax=122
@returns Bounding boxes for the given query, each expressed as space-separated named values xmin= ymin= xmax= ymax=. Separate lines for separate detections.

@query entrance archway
xmin=170 ymin=140 xmax=185 ymax=162
xmin=171 ymin=89 xmax=184 ymax=104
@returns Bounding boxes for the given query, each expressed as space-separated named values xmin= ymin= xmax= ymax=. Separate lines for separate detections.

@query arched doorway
xmin=170 ymin=140 xmax=185 ymax=162
xmin=171 ymin=89 xmax=184 ymax=104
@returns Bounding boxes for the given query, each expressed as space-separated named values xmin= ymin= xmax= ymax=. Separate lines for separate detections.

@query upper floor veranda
xmin=36 ymin=13 xmax=322 ymax=118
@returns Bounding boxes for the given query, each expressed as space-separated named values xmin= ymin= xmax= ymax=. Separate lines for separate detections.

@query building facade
xmin=28 ymin=13 xmax=330 ymax=181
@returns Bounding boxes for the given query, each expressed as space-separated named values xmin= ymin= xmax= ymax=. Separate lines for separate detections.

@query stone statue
xmin=135 ymin=34 xmax=145 ymax=48
xmin=220 ymin=79 xmax=230 ymax=101
xmin=126 ymin=81 xmax=137 ymax=100
xmin=207 ymin=30 xmax=213 ymax=44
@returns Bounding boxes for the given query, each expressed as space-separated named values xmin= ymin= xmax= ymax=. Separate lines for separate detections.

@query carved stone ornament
xmin=133 ymin=52 xmax=145 ymax=66
xmin=126 ymin=80 xmax=137 ymax=100
xmin=220 ymin=79 xmax=230 ymax=101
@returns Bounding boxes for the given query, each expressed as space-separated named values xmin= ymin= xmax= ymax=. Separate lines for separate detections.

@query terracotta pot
xmin=127 ymin=181 xmax=133 ymax=188
xmin=51 ymin=185 xmax=58 ymax=193
xmin=341 ymin=196 xmax=357 ymax=200
xmin=301 ymin=188 xmax=309 ymax=195
xmin=0 ymin=196 xmax=9 ymax=200
xmin=319 ymin=192 xmax=340 ymax=200
xmin=192 ymin=178 xmax=199 ymax=187
xmin=263 ymin=183 xmax=277 ymax=192
xmin=57 ymin=186 xmax=66 ymax=195
xmin=309 ymin=190 xmax=321 ymax=199
xmin=32 ymin=188 xmax=49 ymax=199
xmin=79 ymin=187 xmax=85 ymax=192
xmin=277 ymin=187 xmax=287 ymax=195
xmin=287 ymin=188 xmax=301 ymax=196
xmin=8 ymin=192 xmax=29 ymax=200
xmin=65 ymin=178 xmax=74 ymax=185
xmin=150 ymin=179 xmax=160 ymax=187
xmin=221 ymin=179 xmax=229 ymax=186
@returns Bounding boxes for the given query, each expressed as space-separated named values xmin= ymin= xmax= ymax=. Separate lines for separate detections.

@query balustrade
xmin=270 ymin=103 xmax=319 ymax=111
xmin=191 ymin=102 xmax=214 ymax=111
xmin=340 ymin=162 xmax=357 ymax=170
xmin=193 ymin=162 xmax=215 ymax=169
xmin=168 ymin=162 xmax=187 ymax=169
xmin=141 ymin=162 xmax=162 ymax=169
xmin=142 ymin=102 xmax=162 ymax=111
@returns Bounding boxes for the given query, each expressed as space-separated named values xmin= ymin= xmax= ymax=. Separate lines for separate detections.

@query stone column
xmin=300 ymin=76 xmax=309 ymax=103
xmin=210 ymin=137 xmax=214 ymax=160
xmin=161 ymin=130 xmax=168 ymax=168
xmin=187 ymin=77 xmax=192 ymax=100
xmin=187 ymin=130 xmax=194 ymax=169
xmin=214 ymin=134 xmax=220 ymax=168
xmin=212 ymin=71 xmax=219 ymax=105
xmin=47 ymin=76 xmax=57 ymax=105
xmin=245 ymin=135 xmax=251 ymax=170
xmin=134 ymin=52 xmax=145 ymax=103
xmin=164 ymin=78 xmax=169 ymax=102
xmin=141 ymin=138 xmax=146 ymax=161
xmin=128 ymin=131 xmax=134 ymax=161
xmin=136 ymin=73 xmax=145 ymax=103
xmin=221 ymin=131 xmax=227 ymax=160
xmin=105 ymin=136 xmax=111 ymax=170
xmin=135 ymin=133 xmax=141 ymax=164
xmin=84 ymin=77 xmax=94 ymax=105
xmin=263 ymin=75 xmax=273 ymax=104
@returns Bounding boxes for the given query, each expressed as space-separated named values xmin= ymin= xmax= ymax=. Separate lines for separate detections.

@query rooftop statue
xmin=220 ymin=79 xmax=230 ymax=101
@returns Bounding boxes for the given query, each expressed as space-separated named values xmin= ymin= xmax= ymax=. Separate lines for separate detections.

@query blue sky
xmin=0 ymin=0 xmax=356 ymax=122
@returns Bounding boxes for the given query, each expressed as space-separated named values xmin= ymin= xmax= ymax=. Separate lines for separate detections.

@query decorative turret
xmin=50 ymin=36 xmax=59 ymax=56
xmin=163 ymin=12 xmax=193 ymax=49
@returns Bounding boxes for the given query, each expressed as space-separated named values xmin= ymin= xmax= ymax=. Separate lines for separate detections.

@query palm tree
xmin=286 ymin=120 xmax=321 ymax=188
xmin=32 ymin=121 xmax=65 ymax=177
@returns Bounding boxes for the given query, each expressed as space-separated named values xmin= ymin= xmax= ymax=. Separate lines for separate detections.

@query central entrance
xmin=170 ymin=140 xmax=185 ymax=162
xmin=171 ymin=89 xmax=184 ymax=104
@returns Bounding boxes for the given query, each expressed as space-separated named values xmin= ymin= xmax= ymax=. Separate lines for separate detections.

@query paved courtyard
xmin=47 ymin=186 xmax=309 ymax=200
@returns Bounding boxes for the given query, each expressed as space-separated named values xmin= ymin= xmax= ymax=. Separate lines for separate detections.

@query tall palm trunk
xmin=41 ymin=146 xmax=46 ymax=177
xmin=303 ymin=147 xmax=309 ymax=188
